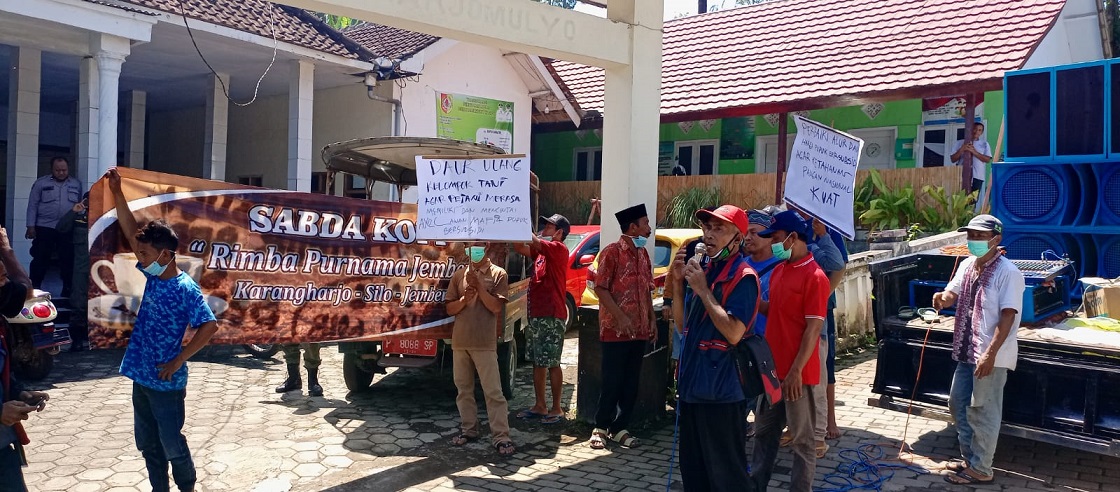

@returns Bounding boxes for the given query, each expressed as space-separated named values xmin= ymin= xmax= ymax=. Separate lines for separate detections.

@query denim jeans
xmin=133 ymin=383 xmax=196 ymax=492
xmin=948 ymin=363 xmax=1008 ymax=477
xmin=0 ymin=443 xmax=27 ymax=492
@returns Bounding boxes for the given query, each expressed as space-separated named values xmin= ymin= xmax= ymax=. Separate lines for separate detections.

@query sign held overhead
xmin=783 ymin=116 xmax=863 ymax=240
xmin=415 ymin=155 xmax=533 ymax=241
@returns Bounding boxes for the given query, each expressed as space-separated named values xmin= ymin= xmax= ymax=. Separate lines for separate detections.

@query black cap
xmin=614 ymin=204 xmax=648 ymax=229
xmin=759 ymin=210 xmax=809 ymax=239
xmin=539 ymin=214 xmax=571 ymax=234
xmin=958 ymin=214 xmax=1004 ymax=235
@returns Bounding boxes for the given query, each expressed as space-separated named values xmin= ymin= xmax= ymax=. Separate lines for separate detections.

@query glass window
xmin=652 ymin=240 xmax=673 ymax=268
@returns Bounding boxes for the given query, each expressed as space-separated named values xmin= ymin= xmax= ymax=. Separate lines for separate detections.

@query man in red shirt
xmin=751 ymin=210 xmax=829 ymax=492
xmin=513 ymin=214 xmax=570 ymax=424
xmin=588 ymin=204 xmax=655 ymax=450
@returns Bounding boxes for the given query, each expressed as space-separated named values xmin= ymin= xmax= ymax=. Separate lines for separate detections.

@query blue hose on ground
xmin=813 ymin=444 xmax=929 ymax=492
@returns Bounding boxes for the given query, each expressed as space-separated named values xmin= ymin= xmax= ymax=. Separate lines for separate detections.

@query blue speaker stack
xmin=996 ymin=60 xmax=1120 ymax=289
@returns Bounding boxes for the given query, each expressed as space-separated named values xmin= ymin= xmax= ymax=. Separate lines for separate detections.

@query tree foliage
xmin=313 ymin=12 xmax=358 ymax=31
xmin=535 ymin=0 xmax=579 ymax=9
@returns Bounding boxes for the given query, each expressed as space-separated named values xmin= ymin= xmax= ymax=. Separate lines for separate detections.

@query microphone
xmin=689 ymin=243 xmax=707 ymax=269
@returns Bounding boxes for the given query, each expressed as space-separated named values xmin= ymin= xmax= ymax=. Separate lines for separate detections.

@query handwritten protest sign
xmin=415 ymin=155 xmax=532 ymax=241
xmin=784 ymin=116 xmax=863 ymax=240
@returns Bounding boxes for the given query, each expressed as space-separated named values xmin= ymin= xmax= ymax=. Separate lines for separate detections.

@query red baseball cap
xmin=695 ymin=205 xmax=748 ymax=235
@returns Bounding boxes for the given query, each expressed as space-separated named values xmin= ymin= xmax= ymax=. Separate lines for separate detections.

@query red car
xmin=560 ymin=225 xmax=601 ymax=328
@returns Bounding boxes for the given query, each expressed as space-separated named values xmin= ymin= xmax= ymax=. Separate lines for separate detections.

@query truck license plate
xmin=382 ymin=339 xmax=437 ymax=357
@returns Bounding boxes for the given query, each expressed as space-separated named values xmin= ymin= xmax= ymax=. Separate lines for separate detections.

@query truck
xmin=867 ymin=250 xmax=1120 ymax=457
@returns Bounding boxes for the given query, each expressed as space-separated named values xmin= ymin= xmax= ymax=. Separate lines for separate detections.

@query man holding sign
xmin=513 ymin=215 xmax=570 ymax=424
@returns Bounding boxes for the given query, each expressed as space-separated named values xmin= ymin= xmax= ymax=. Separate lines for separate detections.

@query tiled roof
xmin=118 ymin=0 xmax=366 ymax=59
xmin=551 ymin=0 xmax=1067 ymax=118
xmin=344 ymin=23 xmax=440 ymax=60
xmin=81 ymin=0 xmax=157 ymax=15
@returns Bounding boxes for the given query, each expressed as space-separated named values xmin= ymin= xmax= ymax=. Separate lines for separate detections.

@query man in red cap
xmin=751 ymin=210 xmax=829 ymax=492
xmin=670 ymin=204 xmax=759 ymax=491
xmin=588 ymin=204 xmax=655 ymax=450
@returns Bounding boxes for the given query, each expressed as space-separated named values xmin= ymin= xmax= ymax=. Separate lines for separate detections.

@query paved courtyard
xmin=18 ymin=331 xmax=1120 ymax=492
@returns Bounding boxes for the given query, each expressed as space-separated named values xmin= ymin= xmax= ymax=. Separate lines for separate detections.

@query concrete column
xmin=287 ymin=60 xmax=314 ymax=192
xmin=122 ymin=91 xmax=146 ymax=169
xmin=599 ymin=1 xmax=663 ymax=248
xmin=92 ymin=34 xmax=130 ymax=179
xmin=203 ymin=74 xmax=229 ymax=181
xmin=5 ymin=47 xmax=41 ymax=267
xmin=77 ymin=56 xmax=100 ymax=187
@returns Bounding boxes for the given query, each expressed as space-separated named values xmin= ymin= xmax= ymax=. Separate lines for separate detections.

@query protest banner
xmin=414 ymin=154 xmax=533 ymax=241
xmin=783 ymin=116 xmax=863 ymax=239
xmin=86 ymin=167 xmax=483 ymax=348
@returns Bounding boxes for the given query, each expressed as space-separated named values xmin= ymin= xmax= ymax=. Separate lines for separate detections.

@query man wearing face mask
xmin=108 ymin=169 xmax=219 ymax=492
xmin=933 ymin=215 xmax=1022 ymax=485
xmin=446 ymin=242 xmax=514 ymax=456
xmin=751 ymin=211 xmax=829 ymax=492
xmin=513 ymin=214 xmax=570 ymax=424
xmin=671 ymin=204 xmax=759 ymax=491
xmin=588 ymin=204 xmax=655 ymax=450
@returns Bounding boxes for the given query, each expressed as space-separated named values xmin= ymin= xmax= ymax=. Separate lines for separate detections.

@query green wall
xmin=532 ymin=92 xmax=1007 ymax=182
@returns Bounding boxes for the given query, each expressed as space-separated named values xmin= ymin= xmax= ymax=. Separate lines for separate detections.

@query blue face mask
xmin=142 ymin=250 xmax=170 ymax=277
xmin=467 ymin=246 xmax=487 ymax=263
xmin=629 ymin=235 xmax=648 ymax=248
xmin=967 ymin=239 xmax=992 ymax=257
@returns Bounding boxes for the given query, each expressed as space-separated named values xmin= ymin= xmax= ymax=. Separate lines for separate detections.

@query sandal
xmin=815 ymin=441 xmax=830 ymax=458
xmin=516 ymin=409 xmax=546 ymax=419
xmin=611 ymin=429 xmax=640 ymax=448
xmin=450 ymin=433 xmax=476 ymax=446
xmin=540 ymin=414 xmax=565 ymax=425
xmin=495 ymin=440 xmax=516 ymax=456
xmin=945 ymin=461 xmax=969 ymax=473
xmin=779 ymin=431 xmax=793 ymax=447
xmin=589 ymin=429 xmax=608 ymax=450
xmin=944 ymin=470 xmax=994 ymax=485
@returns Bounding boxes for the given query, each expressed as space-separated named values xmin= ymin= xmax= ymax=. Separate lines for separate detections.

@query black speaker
xmin=1111 ymin=63 xmax=1120 ymax=157
xmin=1056 ymin=65 xmax=1105 ymax=157
xmin=1006 ymin=71 xmax=1052 ymax=159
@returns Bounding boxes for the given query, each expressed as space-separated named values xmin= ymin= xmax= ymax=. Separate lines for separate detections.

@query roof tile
xmin=343 ymin=23 xmax=439 ymax=60
xmin=552 ymin=0 xmax=1067 ymax=116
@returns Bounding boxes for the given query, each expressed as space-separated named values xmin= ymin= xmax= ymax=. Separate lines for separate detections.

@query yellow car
xmin=581 ymin=228 xmax=703 ymax=306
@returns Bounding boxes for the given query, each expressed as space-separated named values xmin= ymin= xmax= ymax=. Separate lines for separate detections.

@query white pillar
xmin=5 ymin=47 xmax=41 ymax=268
xmin=599 ymin=1 xmax=663 ymax=249
xmin=91 ymin=34 xmax=130 ymax=178
xmin=123 ymin=91 xmax=146 ymax=169
xmin=287 ymin=60 xmax=314 ymax=192
xmin=77 ymin=56 xmax=100 ymax=187
xmin=203 ymin=74 xmax=229 ymax=181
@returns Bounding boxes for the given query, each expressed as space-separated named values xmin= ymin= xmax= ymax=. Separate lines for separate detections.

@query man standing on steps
xmin=589 ymin=204 xmax=655 ymax=450
xmin=26 ymin=157 xmax=82 ymax=297
xmin=513 ymin=214 xmax=570 ymax=425
xmin=933 ymin=214 xmax=1022 ymax=485
xmin=275 ymin=344 xmax=323 ymax=397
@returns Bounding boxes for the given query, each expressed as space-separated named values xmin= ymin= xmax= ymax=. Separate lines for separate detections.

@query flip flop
xmin=944 ymin=470 xmax=995 ymax=485
xmin=540 ymin=414 xmax=565 ymax=425
xmin=815 ymin=441 xmax=830 ymax=458
xmin=945 ymin=461 xmax=969 ymax=473
xmin=612 ymin=429 xmax=640 ymax=448
xmin=516 ymin=409 xmax=546 ymax=419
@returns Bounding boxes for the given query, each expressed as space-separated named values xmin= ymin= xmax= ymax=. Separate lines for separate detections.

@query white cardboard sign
xmin=415 ymin=155 xmax=532 ymax=241
xmin=783 ymin=116 xmax=863 ymax=240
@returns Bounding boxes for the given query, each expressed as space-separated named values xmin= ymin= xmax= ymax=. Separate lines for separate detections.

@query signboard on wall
xmin=922 ymin=95 xmax=985 ymax=125
xmin=415 ymin=155 xmax=533 ymax=241
xmin=783 ymin=116 xmax=863 ymax=240
xmin=436 ymin=92 xmax=515 ymax=153
xmin=658 ymin=142 xmax=675 ymax=175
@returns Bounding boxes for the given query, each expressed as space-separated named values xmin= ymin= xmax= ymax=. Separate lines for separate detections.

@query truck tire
xmin=243 ymin=343 xmax=280 ymax=359
xmin=343 ymin=353 xmax=374 ymax=393
xmin=497 ymin=338 xmax=517 ymax=401
xmin=564 ymin=295 xmax=577 ymax=331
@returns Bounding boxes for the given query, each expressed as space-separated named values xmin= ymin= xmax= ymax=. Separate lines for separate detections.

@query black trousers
xmin=0 ymin=443 xmax=27 ymax=492
xmin=679 ymin=400 xmax=753 ymax=492
xmin=594 ymin=340 xmax=646 ymax=434
xmin=29 ymin=226 xmax=72 ymax=296
xmin=971 ymin=178 xmax=984 ymax=195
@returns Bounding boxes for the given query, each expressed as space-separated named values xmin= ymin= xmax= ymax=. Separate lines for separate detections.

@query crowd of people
xmin=1 ymin=164 xmax=1023 ymax=492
